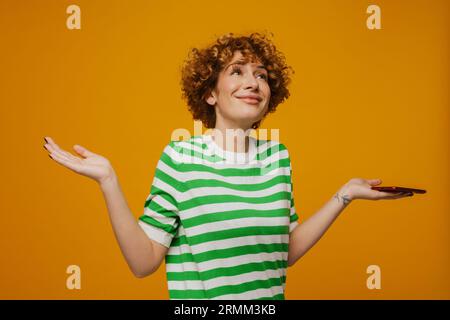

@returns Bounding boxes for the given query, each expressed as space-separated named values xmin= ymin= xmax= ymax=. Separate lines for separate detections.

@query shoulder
xmin=255 ymin=137 xmax=289 ymax=154
xmin=168 ymin=135 xmax=205 ymax=148
xmin=159 ymin=135 xmax=207 ymax=164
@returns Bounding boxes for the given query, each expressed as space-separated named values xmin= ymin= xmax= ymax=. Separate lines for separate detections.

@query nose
xmin=242 ymin=71 xmax=259 ymax=90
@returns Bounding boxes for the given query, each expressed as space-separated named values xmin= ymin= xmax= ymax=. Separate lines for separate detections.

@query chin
xmin=227 ymin=104 xmax=265 ymax=124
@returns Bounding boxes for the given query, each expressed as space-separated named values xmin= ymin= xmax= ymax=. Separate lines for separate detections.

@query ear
xmin=205 ymin=89 xmax=217 ymax=106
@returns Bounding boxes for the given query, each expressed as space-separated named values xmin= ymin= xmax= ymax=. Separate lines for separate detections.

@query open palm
xmin=43 ymin=136 xmax=114 ymax=184
xmin=346 ymin=178 xmax=413 ymax=201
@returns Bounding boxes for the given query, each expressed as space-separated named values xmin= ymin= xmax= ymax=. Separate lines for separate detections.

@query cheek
xmin=227 ymin=82 xmax=241 ymax=95
xmin=262 ymin=85 xmax=271 ymax=105
xmin=219 ymin=78 xmax=240 ymax=96
xmin=263 ymin=83 xmax=271 ymax=97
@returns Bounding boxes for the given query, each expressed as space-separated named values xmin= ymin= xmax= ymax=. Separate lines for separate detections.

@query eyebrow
xmin=225 ymin=59 xmax=267 ymax=71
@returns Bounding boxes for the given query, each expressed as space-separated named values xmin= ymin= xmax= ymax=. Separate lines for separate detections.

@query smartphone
xmin=371 ymin=186 xmax=426 ymax=194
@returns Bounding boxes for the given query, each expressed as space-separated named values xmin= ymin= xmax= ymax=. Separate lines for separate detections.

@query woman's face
xmin=206 ymin=50 xmax=271 ymax=129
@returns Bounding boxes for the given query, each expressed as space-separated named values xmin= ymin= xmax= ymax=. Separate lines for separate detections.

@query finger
xmin=372 ymin=190 xmax=404 ymax=200
xmin=383 ymin=192 xmax=413 ymax=200
xmin=367 ymin=178 xmax=382 ymax=186
xmin=44 ymin=137 xmax=77 ymax=159
xmin=44 ymin=137 xmax=74 ymax=159
xmin=48 ymin=151 xmax=82 ymax=173
xmin=44 ymin=143 xmax=73 ymax=162
xmin=44 ymin=137 xmax=80 ymax=161
xmin=392 ymin=191 xmax=413 ymax=197
xmin=397 ymin=192 xmax=414 ymax=198
xmin=373 ymin=190 xmax=395 ymax=197
xmin=44 ymin=137 xmax=62 ymax=150
xmin=73 ymin=144 xmax=95 ymax=158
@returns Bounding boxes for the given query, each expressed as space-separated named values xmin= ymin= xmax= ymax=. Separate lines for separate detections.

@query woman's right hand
xmin=43 ymin=136 xmax=115 ymax=185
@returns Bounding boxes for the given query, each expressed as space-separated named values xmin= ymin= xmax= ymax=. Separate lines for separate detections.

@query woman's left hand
xmin=341 ymin=178 xmax=414 ymax=201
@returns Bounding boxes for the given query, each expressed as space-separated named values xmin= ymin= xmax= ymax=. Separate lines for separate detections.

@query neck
xmin=211 ymin=121 xmax=252 ymax=153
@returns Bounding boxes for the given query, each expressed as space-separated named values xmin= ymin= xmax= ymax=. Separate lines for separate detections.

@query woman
xmin=43 ymin=32 xmax=413 ymax=300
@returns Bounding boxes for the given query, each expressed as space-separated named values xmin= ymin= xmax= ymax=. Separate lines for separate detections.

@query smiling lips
xmin=236 ymin=95 xmax=262 ymax=105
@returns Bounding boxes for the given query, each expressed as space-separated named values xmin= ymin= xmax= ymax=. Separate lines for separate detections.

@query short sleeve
xmin=138 ymin=143 xmax=180 ymax=248
xmin=286 ymin=147 xmax=299 ymax=233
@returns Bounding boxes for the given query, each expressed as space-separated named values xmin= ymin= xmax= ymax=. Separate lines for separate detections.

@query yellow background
xmin=0 ymin=0 xmax=448 ymax=299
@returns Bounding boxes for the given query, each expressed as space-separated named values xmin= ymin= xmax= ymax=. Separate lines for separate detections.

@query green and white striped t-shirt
xmin=138 ymin=134 xmax=299 ymax=300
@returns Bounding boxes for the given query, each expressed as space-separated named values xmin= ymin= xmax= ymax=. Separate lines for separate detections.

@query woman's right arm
xmin=43 ymin=137 xmax=168 ymax=278
xmin=99 ymin=173 xmax=169 ymax=277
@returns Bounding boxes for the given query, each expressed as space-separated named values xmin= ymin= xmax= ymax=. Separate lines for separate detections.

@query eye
xmin=257 ymin=73 xmax=268 ymax=80
xmin=230 ymin=66 xmax=268 ymax=81
xmin=230 ymin=66 xmax=241 ymax=75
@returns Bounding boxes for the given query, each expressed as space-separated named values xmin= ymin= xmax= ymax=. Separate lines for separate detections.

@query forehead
xmin=223 ymin=51 xmax=265 ymax=70
xmin=230 ymin=50 xmax=261 ymax=63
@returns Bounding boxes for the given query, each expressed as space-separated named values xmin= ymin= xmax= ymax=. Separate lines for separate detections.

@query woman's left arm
xmin=287 ymin=178 xmax=413 ymax=267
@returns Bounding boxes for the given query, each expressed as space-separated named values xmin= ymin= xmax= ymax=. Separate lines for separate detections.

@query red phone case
xmin=371 ymin=186 xmax=426 ymax=194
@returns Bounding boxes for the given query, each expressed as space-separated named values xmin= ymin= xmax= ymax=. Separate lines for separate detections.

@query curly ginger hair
xmin=180 ymin=32 xmax=294 ymax=129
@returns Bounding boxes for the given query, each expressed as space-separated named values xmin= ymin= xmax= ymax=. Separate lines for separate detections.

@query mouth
xmin=236 ymin=96 xmax=262 ymax=105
